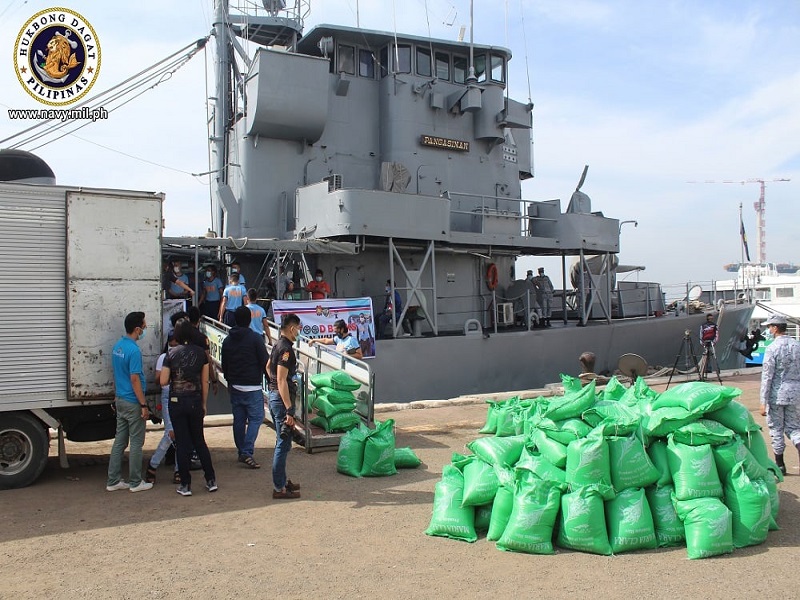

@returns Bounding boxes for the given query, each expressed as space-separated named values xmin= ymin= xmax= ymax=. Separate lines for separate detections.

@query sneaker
xmin=129 ymin=481 xmax=153 ymax=493
xmin=272 ymin=488 xmax=300 ymax=499
xmin=176 ymin=484 xmax=192 ymax=496
xmin=105 ymin=480 xmax=130 ymax=492
xmin=206 ymin=479 xmax=218 ymax=493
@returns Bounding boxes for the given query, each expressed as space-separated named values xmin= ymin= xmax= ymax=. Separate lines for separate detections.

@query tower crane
xmin=688 ymin=178 xmax=790 ymax=263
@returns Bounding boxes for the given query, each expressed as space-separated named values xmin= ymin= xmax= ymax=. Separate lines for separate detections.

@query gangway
xmin=200 ymin=316 xmax=374 ymax=453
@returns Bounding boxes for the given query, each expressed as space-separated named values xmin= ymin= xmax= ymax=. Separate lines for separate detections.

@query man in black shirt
xmin=266 ymin=313 xmax=301 ymax=499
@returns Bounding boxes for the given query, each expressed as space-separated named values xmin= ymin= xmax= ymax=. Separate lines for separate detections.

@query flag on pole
xmin=740 ymin=216 xmax=751 ymax=262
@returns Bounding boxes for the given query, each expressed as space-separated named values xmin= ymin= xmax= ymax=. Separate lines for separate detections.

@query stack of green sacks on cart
xmin=337 ymin=419 xmax=422 ymax=477
xmin=425 ymin=375 xmax=781 ymax=559
xmin=308 ymin=370 xmax=363 ymax=433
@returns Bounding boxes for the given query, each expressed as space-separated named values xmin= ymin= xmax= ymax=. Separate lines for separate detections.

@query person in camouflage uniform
xmin=759 ymin=314 xmax=800 ymax=475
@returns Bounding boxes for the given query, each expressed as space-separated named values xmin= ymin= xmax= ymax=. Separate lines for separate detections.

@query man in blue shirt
xmin=219 ymin=272 xmax=246 ymax=327
xmin=245 ymin=288 xmax=272 ymax=344
xmin=168 ymin=262 xmax=192 ymax=299
xmin=377 ymin=280 xmax=412 ymax=338
xmin=106 ymin=311 xmax=153 ymax=493
xmin=310 ymin=319 xmax=363 ymax=359
xmin=199 ymin=265 xmax=224 ymax=319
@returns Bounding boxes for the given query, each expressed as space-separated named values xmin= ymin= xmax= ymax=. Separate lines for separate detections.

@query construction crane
xmin=688 ymin=178 xmax=790 ymax=263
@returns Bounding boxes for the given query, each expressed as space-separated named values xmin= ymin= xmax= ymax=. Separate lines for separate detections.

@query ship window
xmin=359 ymin=48 xmax=375 ymax=78
xmin=337 ymin=44 xmax=355 ymax=74
xmin=393 ymin=44 xmax=411 ymax=73
xmin=416 ymin=47 xmax=432 ymax=77
xmin=776 ymin=287 xmax=794 ymax=298
xmin=474 ymin=53 xmax=487 ymax=83
xmin=490 ymin=54 xmax=505 ymax=82
xmin=435 ymin=52 xmax=450 ymax=80
xmin=380 ymin=46 xmax=389 ymax=77
xmin=453 ymin=55 xmax=467 ymax=84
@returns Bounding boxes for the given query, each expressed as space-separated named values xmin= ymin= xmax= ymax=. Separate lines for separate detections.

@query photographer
xmin=266 ymin=313 xmax=302 ymax=499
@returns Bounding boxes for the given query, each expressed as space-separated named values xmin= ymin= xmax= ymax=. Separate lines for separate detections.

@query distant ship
xmin=724 ymin=262 xmax=799 ymax=274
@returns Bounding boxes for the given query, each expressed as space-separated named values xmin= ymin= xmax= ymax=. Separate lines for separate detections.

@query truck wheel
xmin=0 ymin=413 xmax=50 ymax=490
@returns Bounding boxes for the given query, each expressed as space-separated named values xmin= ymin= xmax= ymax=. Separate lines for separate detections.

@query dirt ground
xmin=2 ymin=371 xmax=800 ymax=599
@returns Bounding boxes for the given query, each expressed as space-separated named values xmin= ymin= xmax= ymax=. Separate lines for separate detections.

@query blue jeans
xmin=230 ymin=388 xmax=265 ymax=458
xmin=267 ymin=389 xmax=294 ymax=492
xmin=106 ymin=398 xmax=147 ymax=487
xmin=149 ymin=388 xmax=177 ymax=473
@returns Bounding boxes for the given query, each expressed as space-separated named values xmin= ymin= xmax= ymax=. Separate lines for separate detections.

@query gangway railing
xmin=200 ymin=316 xmax=374 ymax=453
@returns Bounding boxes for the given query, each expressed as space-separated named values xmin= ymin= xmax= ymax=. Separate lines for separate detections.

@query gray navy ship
xmin=192 ymin=0 xmax=753 ymax=402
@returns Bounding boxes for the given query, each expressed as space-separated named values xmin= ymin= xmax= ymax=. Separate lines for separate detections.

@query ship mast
xmin=211 ymin=0 xmax=232 ymax=235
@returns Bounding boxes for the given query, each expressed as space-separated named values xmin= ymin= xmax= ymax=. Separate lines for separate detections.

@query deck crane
xmin=688 ymin=178 xmax=790 ymax=263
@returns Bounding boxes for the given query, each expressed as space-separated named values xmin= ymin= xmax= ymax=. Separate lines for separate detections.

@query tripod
xmin=666 ymin=330 xmax=722 ymax=389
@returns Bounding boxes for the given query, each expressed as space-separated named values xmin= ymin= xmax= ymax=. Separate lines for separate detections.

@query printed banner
xmin=272 ymin=297 xmax=376 ymax=358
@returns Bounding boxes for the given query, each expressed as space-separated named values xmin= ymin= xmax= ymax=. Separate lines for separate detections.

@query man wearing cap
xmin=759 ymin=314 xmax=800 ymax=475
xmin=532 ymin=267 xmax=555 ymax=327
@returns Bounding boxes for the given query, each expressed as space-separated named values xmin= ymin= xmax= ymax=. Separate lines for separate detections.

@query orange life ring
xmin=486 ymin=263 xmax=498 ymax=290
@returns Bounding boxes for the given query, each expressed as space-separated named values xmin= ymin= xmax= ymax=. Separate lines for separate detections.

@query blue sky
xmin=1 ymin=0 xmax=798 ymax=291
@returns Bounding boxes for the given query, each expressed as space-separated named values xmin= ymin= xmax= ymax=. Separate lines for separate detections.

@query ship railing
xmin=443 ymin=191 xmax=557 ymax=235
xmin=200 ymin=316 xmax=374 ymax=453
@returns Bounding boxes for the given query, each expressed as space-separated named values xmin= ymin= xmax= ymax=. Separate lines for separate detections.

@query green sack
xmin=744 ymin=430 xmax=784 ymax=482
xmin=762 ymin=475 xmax=780 ymax=531
xmin=467 ymin=435 xmax=525 ymax=468
xmin=606 ymin=487 xmax=657 ymax=553
xmin=582 ymin=400 xmax=640 ymax=434
xmin=515 ymin=447 xmax=567 ymax=484
xmin=645 ymin=484 xmax=685 ymax=547
xmin=479 ymin=401 xmax=499 ymax=434
xmin=671 ymin=419 xmax=736 ymax=446
xmin=496 ymin=478 xmax=564 ymax=555
xmin=495 ymin=400 xmax=520 ymax=437
xmin=566 ymin=432 xmax=612 ymax=489
xmin=651 ymin=381 xmax=741 ymax=414
xmin=706 ymin=400 xmax=760 ymax=435
xmin=607 ymin=434 xmax=660 ymax=492
xmin=537 ymin=418 xmax=592 ymax=446
xmin=394 ymin=446 xmax=421 ymax=469
xmin=556 ymin=484 xmax=614 ymax=555
xmin=640 ymin=406 xmax=696 ymax=441
xmin=712 ymin=437 xmax=769 ymax=483
xmin=316 ymin=386 xmax=357 ymax=405
xmin=425 ymin=465 xmax=477 ymax=542
xmin=530 ymin=428 xmax=567 ymax=468
xmin=314 ymin=395 xmax=355 ymax=418
xmin=666 ymin=437 xmax=723 ymax=501
xmin=561 ymin=373 xmax=583 ymax=393
xmin=602 ymin=376 xmax=627 ymax=401
xmin=545 ymin=379 xmax=596 ymax=421
xmin=619 ymin=376 xmax=657 ymax=407
xmin=336 ymin=423 xmax=370 ymax=477
xmin=461 ymin=457 xmax=500 ymax=507
xmin=326 ymin=411 xmax=361 ymax=432
xmin=724 ymin=462 xmax=771 ymax=548
xmin=474 ymin=503 xmax=493 ymax=533
xmin=673 ymin=496 xmax=733 ymax=559
xmin=310 ymin=370 xmax=361 ymax=391
xmin=486 ymin=484 xmax=514 ymax=542
xmin=309 ymin=415 xmax=328 ymax=430
xmin=646 ymin=439 xmax=673 ymax=487
xmin=360 ymin=419 xmax=396 ymax=477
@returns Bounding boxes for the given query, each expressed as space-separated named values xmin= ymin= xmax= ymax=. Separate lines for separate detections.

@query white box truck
xmin=0 ymin=182 xmax=163 ymax=489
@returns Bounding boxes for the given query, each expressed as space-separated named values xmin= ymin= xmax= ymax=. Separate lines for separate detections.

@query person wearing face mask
xmin=199 ymin=265 xmax=224 ymax=319
xmin=309 ymin=319 xmax=363 ymax=359
xmin=266 ymin=313 xmax=302 ymax=499
xmin=106 ymin=311 xmax=153 ymax=493
xmin=163 ymin=260 xmax=194 ymax=300
xmin=306 ymin=268 xmax=331 ymax=300
xmin=230 ymin=261 xmax=246 ymax=286
xmin=168 ymin=262 xmax=193 ymax=299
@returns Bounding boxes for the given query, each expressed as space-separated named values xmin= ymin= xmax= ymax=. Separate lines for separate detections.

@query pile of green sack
xmin=337 ymin=419 xmax=422 ymax=477
xmin=308 ymin=370 xmax=363 ymax=433
xmin=426 ymin=376 xmax=781 ymax=559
